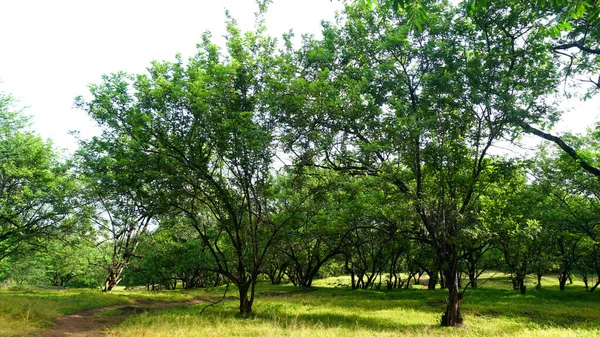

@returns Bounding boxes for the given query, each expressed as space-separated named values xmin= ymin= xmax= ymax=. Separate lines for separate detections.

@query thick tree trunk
xmin=238 ymin=282 xmax=254 ymax=318
xmin=511 ymin=275 xmax=519 ymax=290
xmin=519 ymin=282 xmax=527 ymax=294
xmin=440 ymin=270 xmax=463 ymax=327
xmin=104 ymin=276 xmax=118 ymax=292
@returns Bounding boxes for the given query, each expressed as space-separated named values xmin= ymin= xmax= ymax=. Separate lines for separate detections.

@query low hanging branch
xmin=200 ymin=282 xmax=230 ymax=315
xmin=519 ymin=122 xmax=600 ymax=177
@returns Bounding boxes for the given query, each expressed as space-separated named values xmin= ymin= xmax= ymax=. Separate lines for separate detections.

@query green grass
xmin=0 ymin=286 xmax=202 ymax=336
xmin=107 ymin=275 xmax=600 ymax=337
xmin=2 ymin=274 xmax=600 ymax=337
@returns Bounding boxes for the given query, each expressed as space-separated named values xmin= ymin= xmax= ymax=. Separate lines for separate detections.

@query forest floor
xmin=2 ymin=273 xmax=600 ymax=337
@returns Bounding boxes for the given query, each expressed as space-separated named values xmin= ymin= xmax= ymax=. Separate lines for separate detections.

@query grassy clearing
xmin=0 ymin=288 xmax=127 ymax=336
xmin=0 ymin=286 xmax=203 ymax=337
xmin=3 ymin=274 xmax=600 ymax=337
xmin=107 ymin=275 xmax=600 ymax=337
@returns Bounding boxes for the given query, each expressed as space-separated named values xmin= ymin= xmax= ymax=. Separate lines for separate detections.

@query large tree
xmin=76 ymin=7 xmax=305 ymax=316
xmin=278 ymin=0 xmax=559 ymax=326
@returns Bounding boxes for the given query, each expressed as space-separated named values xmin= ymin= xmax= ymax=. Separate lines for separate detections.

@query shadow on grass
xmin=256 ymin=285 xmax=600 ymax=330
xmin=258 ymin=311 xmax=437 ymax=333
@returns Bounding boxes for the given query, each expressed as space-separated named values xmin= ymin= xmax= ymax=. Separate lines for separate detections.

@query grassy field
xmin=0 ymin=286 xmax=199 ymax=337
xmin=2 ymin=274 xmax=600 ymax=336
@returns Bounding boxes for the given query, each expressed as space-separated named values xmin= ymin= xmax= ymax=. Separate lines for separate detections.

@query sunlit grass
xmin=0 ymin=287 xmax=206 ymax=336
xmin=3 ymin=273 xmax=600 ymax=337
xmin=107 ymin=275 xmax=600 ymax=337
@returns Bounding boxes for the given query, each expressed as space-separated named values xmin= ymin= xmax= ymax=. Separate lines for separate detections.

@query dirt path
xmin=38 ymin=298 xmax=207 ymax=337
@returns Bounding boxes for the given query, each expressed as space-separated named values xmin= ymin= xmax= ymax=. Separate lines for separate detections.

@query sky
xmin=0 ymin=0 xmax=343 ymax=152
xmin=0 ymin=0 xmax=598 ymax=154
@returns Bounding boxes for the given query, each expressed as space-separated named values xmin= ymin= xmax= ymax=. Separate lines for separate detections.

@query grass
xmin=2 ymin=274 xmax=600 ymax=336
xmin=0 ymin=286 xmax=200 ymax=336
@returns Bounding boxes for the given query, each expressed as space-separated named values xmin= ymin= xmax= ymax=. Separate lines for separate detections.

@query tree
xmin=76 ymin=6 xmax=303 ymax=316
xmin=75 ymin=138 xmax=160 ymax=292
xmin=277 ymin=0 xmax=559 ymax=326
xmin=272 ymin=171 xmax=348 ymax=288
xmin=532 ymin=139 xmax=600 ymax=291
xmin=0 ymin=90 xmax=76 ymax=261
xmin=477 ymin=0 xmax=600 ymax=177
xmin=125 ymin=224 xmax=220 ymax=290
xmin=355 ymin=0 xmax=600 ymax=178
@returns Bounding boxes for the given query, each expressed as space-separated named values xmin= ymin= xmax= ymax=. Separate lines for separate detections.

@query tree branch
xmin=520 ymin=122 xmax=600 ymax=177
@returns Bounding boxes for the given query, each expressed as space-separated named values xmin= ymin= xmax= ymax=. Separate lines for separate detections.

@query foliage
xmin=0 ymin=90 xmax=77 ymax=262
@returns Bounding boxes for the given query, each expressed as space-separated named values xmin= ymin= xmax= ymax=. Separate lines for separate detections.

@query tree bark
xmin=427 ymin=271 xmax=438 ymax=290
xmin=519 ymin=281 xmax=527 ymax=294
xmin=468 ymin=272 xmax=477 ymax=288
xmin=238 ymin=282 xmax=254 ymax=317
xmin=558 ymin=272 xmax=569 ymax=291
xmin=103 ymin=267 xmax=123 ymax=292
xmin=440 ymin=270 xmax=463 ymax=327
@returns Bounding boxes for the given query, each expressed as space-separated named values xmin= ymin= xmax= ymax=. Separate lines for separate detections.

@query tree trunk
xmin=582 ymin=275 xmax=589 ymax=291
xmin=238 ymin=282 xmax=254 ymax=318
xmin=468 ymin=272 xmax=477 ymax=288
xmin=439 ymin=271 xmax=446 ymax=289
xmin=519 ymin=278 xmax=527 ymax=294
xmin=558 ymin=273 xmax=568 ymax=291
xmin=428 ymin=271 xmax=438 ymax=290
xmin=103 ymin=270 xmax=122 ymax=292
xmin=511 ymin=275 xmax=519 ymax=290
xmin=104 ymin=277 xmax=117 ymax=292
xmin=589 ymin=279 xmax=600 ymax=292
xmin=440 ymin=270 xmax=463 ymax=327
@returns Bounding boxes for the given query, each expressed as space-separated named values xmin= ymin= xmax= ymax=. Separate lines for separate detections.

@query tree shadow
xmin=257 ymin=285 xmax=600 ymax=330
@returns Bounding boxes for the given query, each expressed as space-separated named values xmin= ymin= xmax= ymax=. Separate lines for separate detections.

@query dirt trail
xmin=38 ymin=298 xmax=207 ymax=337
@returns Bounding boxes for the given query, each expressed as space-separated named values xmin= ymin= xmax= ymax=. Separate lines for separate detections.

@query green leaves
xmin=0 ymin=90 xmax=76 ymax=261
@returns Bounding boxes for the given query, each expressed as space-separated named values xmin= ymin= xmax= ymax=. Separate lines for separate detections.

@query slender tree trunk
xmin=439 ymin=271 xmax=446 ymax=289
xmin=469 ymin=272 xmax=477 ymax=288
xmin=589 ymin=279 xmax=600 ymax=292
xmin=103 ymin=268 xmax=123 ymax=292
xmin=518 ymin=275 xmax=527 ymax=294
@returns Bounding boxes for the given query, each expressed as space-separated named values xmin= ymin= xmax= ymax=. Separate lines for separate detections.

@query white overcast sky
xmin=0 ymin=0 xmax=598 ymax=154
xmin=0 ymin=0 xmax=343 ymax=152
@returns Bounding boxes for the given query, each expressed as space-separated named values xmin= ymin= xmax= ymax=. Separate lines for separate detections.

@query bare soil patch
xmin=38 ymin=297 xmax=207 ymax=337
